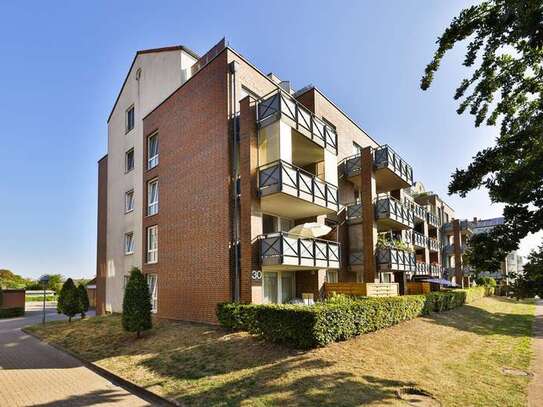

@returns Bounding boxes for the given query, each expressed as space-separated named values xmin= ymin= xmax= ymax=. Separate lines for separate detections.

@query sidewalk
xmin=0 ymin=307 xmax=150 ymax=406
xmin=529 ymin=299 xmax=543 ymax=407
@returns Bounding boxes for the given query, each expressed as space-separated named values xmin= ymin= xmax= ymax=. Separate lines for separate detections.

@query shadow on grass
xmin=424 ymin=297 xmax=535 ymax=338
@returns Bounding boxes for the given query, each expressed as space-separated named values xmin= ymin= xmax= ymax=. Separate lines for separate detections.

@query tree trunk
xmin=68 ymin=316 xmax=72 ymax=323
xmin=136 ymin=330 xmax=141 ymax=339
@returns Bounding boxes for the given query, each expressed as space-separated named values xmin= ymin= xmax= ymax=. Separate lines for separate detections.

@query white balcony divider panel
xmin=258 ymin=160 xmax=338 ymax=211
xmin=257 ymin=89 xmax=338 ymax=154
xmin=260 ymin=232 xmax=340 ymax=269
xmin=415 ymin=262 xmax=430 ymax=275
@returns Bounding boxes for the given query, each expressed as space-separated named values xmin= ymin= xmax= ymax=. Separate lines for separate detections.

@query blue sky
xmin=0 ymin=1 xmax=539 ymax=279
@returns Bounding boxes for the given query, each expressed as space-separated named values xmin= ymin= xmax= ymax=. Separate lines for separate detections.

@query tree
xmin=421 ymin=0 xmax=543 ymax=257
xmin=57 ymin=278 xmax=80 ymax=322
xmin=122 ymin=267 xmax=152 ymax=338
xmin=463 ymin=233 xmax=504 ymax=276
xmin=77 ymin=284 xmax=90 ymax=319
xmin=511 ymin=244 xmax=543 ymax=299
xmin=0 ymin=269 xmax=32 ymax=289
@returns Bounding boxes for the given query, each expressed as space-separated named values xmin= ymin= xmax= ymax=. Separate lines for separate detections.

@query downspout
xmin=230 ymin=61 xmax=241 ymax=302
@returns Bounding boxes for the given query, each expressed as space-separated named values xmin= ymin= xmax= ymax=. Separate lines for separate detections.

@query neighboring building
xmin=96 ymin=39 xmax=463 ymax=323
xmin=469 ymin=217 xmax=524 ymax=284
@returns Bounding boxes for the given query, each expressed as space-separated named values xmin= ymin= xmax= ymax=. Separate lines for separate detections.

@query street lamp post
xmin=39 ymin=275 xmax=50 ymax=325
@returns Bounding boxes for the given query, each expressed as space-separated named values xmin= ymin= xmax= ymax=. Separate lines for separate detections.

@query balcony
xmin=257 ymin=89 xmax=337 ymax=154
xmin=415 ymin=262 xmax=430 ymax=275
xmin=412 ymin=231 xmax=428 ymax=249
xmin=374 ymin=145 xmax=413 ymax=191
xmin=428 ymin=237 xmax=440 ymax=252
xmin=376 ymin=247 xmax=416 ymax=272
xmin=339 ymin=145 xmax=413 ymax=193
xmin=258 ymin=160 xmax=338 ymax=219
xmin=260 ymin=232 xmax=340 ymax=270
xmin=375 ymin=196 xmax=414 ymax=231
xmin=405 ymin=200 xmax=426 ymax=223
xmin=348 ymin=251 xmax=363 ymax=271
xmin=430 ymin=264 xmax=442 ymax=277
xmin=443 ymin=243 xmax=466 ymax=255
xmin=427 ymin=212 xmax=440 ymax=228
xmin=346 ymin=203 xmax=362 ymax=223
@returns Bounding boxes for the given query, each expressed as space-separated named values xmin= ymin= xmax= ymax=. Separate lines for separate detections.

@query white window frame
xmin=124 ymin=232 xmax=135 ymax=255
xmin=125 ymin=148 xmax=134 ymax=173
xmin=126 ymin=105 xmax=135 ymax=133
xmin=147 ymin=179 xmax=159 ymax=216
xmin=325 ymin=270 xmax=338 ymax=283
xmin=147 ymin=225 xmax=158 ymax=264
xmin=262 ymin=270 xmax=295 ymax=304
xmin=147 ymin=132 xmax=159 ymax=170
xmin=125 ymin=189 xmax=135 ymax=213
xmin=147 ymin=274 xmax=158 ymax=313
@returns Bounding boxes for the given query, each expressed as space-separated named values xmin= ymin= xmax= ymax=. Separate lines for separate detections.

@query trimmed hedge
xmin=217 ymin=287 xmax=492 ymax=349
xmin=0 ymin=307 xmax=25 ymax=319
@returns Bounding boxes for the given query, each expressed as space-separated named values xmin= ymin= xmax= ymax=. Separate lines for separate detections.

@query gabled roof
xmin=107 ymin=45 xmax=200 ymax=123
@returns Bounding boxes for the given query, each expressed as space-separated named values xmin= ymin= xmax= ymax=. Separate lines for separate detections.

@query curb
xmin=22 ymin=328 xmax=180 ymax=407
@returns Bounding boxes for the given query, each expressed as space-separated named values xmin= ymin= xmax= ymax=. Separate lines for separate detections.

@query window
xmin=125 ymin=190 xmax=134 ymax=213
xmin=147 ymin=133 xmax=159 ymax=169
xmin=147 ymin=274 xmax=158 ymax=313
xmin=262 ymin=271 xmax=295 ymax=304
xmin=147 ymin=179 xmax=159 ymax=216
xmin=147 ymin=226 xmax=158 ymax=263
xmin=126 ymin=105 xmax=135 ymax=133
xmin=125 ymin=148 xmax=134 ymax=173
xmin=124 ymin=232 xmax=135 ymax=255
xmin=326 ymin=270 xmax=338 ymax=283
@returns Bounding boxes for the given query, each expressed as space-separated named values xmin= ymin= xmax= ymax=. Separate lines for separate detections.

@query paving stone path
xmin=0 ymin=306 xmax=149 ymax=406
xmin=529 ymin=299 xmax=543 ymax=407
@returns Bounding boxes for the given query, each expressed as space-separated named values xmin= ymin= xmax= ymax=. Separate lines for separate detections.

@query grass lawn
xmin=26 ymin=296 xmax=535 ymax=406
xmin=25 ymin=295 xmax=57 ymax=302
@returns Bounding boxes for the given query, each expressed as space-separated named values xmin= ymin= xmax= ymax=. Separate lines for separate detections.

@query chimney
xmin=473 ymin=217 xmax=478 ymax=223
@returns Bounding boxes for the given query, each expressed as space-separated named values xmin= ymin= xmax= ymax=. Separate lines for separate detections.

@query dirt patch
xmin=397 ymin=387 xmax=441 ymax=406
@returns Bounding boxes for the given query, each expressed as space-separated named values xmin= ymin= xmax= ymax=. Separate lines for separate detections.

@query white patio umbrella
xmin=288 ymin=222 xmax=332 ymax=238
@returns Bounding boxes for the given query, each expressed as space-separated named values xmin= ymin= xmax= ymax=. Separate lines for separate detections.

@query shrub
xmin=475 ymin=276 xmax=497 ymax=287
xmin=122 ymin=267 xmax=152 ymax=338
xmin=217 ymin=286 xmax=494 ymax=349
xmin=57 ymin=278 xmax=80 ymax=322
xmin=77 ymin=284 xmax=90 ymax=318
xmin=0 ymin=307 xmax=24 ymax=319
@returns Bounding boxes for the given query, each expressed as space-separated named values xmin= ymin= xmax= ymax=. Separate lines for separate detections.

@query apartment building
xmin=96 ymin=39 xmax=460 ymax=323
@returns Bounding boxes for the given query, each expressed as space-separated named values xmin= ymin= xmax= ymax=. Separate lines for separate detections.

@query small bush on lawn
xmin=217 ymin=287 xmax=492 ymax=349
xmin=475 ymin=276 xmax=497 ymax=288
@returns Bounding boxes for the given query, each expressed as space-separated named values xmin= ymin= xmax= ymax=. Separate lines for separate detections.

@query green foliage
xmin=422 ymin=0 xmax=543 ymax=257
xmin=475 ymin=276 xmax=497 ymax=287
xmin=0 ymin=307 xmax=25 ymax=319
xmin=463 ymin=233 xmax=504 ymax=274
xmin=57 ymin=278 xmax=80 ymax=322
xmin=122 ymin=267 xmax=152 ymax=338
xmin=377 ymin=234 xmax=413 ymax=253
xmin=77 ymin=284 xmax=90 ymax=318
xmin=511 ymin=244 xmax=543 ymax=299
xmin=218 ymin=288 xmax=491 ymax=349
xmin=0 ymin=269 xmax=32 ymax=289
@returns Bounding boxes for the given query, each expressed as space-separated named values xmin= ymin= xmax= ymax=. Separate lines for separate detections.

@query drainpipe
xmin=230 ymin=61 xmax=241 ymax=302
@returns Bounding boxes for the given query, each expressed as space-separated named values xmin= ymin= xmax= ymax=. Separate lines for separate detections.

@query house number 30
xmin=251 ymin=270 xmax=262 ymax=280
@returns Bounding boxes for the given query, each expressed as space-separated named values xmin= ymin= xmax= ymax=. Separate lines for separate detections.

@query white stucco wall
xmin=105 ymin=49 xmax=197 ymax=312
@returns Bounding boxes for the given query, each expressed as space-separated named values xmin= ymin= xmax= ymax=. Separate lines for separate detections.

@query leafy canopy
xmin=512 ymin=244 xmax=543 ymax=298
xmin=77 ymin=284 xmax=90 ymax=317
xmin=422 ymin=0 xmax=543 ymax=257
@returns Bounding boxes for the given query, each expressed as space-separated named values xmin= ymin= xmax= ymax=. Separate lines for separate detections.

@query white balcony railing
xmin=375 ymin=196 xmax=414 ymax=229
xmin=376 ymin=247 xmax=416 ymax=272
